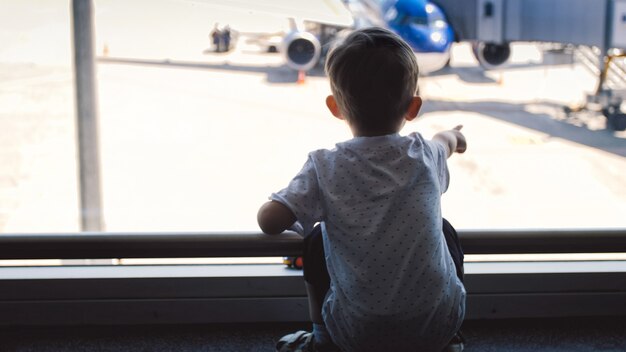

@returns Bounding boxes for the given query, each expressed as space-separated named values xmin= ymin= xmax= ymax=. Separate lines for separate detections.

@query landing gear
xmin=564 ymin=51 xmax=626 ymax=131
xmin=603 ymin=105 xmax=626 ymax=131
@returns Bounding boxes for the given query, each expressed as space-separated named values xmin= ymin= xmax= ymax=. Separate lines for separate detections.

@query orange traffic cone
xmin=297 ymin=70 xmax=306 ymax=84
xmin=103 ymin=43 xmax=109 ymax=57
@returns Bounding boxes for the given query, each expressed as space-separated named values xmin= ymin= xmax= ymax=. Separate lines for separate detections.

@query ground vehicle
xmin=283 ymin=256 xmax=303 ymax=269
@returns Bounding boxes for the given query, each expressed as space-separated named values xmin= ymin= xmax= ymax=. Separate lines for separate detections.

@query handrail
xmin=0 ymin=232 xmax=304 ymax=260
xmin=460 ymin=228 xmax=626 ymax=254
xmin=1 ymin=229 xmax=626 ymax=260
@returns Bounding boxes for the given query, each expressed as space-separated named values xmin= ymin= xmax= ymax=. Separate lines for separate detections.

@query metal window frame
xmin=7 ymin=1 xmax=618 ymax=326
xmin=1 ymin=229 xmax=626 ymax=325
xmin=1 ymin=262 xmax=625 ymax=326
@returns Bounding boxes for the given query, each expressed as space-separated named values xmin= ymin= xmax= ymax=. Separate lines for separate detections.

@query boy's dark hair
xmin=325 ymin=27 xmax=419 ymax=134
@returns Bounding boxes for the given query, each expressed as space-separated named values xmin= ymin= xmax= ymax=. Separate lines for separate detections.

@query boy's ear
xmin=405 ymin=96 xmax=422 ymax=121
xmin=326 ymin=95 xmax=344 ymax=120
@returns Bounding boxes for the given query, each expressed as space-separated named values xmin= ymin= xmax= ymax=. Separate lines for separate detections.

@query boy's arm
xmin=432 ymin=125 xmax=467 ymax=158
xmin=257 ymin=200 xmax=297 ymax=235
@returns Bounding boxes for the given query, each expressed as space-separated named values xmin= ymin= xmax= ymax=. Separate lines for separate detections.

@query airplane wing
xmin=184 ymin=0 xmax=354 ymax=28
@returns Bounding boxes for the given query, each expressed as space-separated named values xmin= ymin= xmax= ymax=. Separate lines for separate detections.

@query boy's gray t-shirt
xmin=272 ymin=132 xmax=466 ymax=352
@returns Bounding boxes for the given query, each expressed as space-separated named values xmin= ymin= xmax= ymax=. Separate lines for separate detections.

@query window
xmin=1 ymin=1 xmax=624 ymax=238
xmin=1 ymin=1 xmax=625 ymax=326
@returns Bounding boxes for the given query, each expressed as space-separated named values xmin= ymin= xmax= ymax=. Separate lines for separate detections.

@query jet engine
xmin=472 ymin=42 xmax=511 ymax=69
xmin=282 ymin=30 xmax=321 ymax=72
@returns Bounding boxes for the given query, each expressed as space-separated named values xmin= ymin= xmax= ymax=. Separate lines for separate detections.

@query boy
xmin=258 ymin=27 xmax=467 ymax=352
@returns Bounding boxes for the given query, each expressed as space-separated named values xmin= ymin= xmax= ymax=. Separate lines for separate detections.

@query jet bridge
xmin=433 ymin=0 xmax=618 ymax=62
xmin=432 ymin=0 xmax=626 ymax=130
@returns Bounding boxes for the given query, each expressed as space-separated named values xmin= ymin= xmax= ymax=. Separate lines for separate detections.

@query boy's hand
xmin=451 ymin=125 xmax=467 ymax=154
xmin=433 ymin=125 xmax=467 ymax=158
xmin=257 ymin=200 xmax=297 ymax=235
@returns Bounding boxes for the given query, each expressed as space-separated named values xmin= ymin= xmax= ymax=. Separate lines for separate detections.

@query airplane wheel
xmin=607 ymin=112 xmax=626 ymax=131
xmin=472 ymin=42 xmax=511 ymax=69
xmin=602 ymin=104 xmax=620 ymax=119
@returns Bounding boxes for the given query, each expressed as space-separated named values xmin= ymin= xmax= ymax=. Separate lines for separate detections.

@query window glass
xmin=1 ymin=1 xmax=77 ymax=232
xmin=1 ymin=0 xmax=625 ymax=238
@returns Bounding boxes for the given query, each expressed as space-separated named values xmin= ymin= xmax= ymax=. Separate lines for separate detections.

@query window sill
xmin=1 ymin=261 xmax=625 ymax=325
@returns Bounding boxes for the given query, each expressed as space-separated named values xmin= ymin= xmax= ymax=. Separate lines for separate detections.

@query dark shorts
xmin=302 ymin=219 xmax=465 ymax=293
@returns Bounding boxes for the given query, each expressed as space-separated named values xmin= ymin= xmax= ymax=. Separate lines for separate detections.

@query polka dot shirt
xmin=272 ymin=132 xmax=466 ymax=352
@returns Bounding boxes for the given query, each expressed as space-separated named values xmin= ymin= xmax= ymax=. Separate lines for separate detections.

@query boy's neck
xmin=349 ymin=120 xmax=404 ymax=137
xmin=352 ymin=128 xmax=401 ymax=137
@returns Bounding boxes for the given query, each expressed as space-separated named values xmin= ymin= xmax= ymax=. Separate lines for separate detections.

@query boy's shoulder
xmin=308 ymin=132 xmax=432 ymax=157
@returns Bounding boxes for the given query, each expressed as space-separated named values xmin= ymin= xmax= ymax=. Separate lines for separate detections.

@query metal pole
xmin=71 ymin=0 xmax=104 ymax=231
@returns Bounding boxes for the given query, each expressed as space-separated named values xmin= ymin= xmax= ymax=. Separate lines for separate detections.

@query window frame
xmin=1 ymin=229 xmax=626 ymax=325
xmin=4 ymin=1 xmax=626 ymax=327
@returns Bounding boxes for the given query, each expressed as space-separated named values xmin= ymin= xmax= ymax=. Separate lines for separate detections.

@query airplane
xmin=186 ymin=0 xmax=457 ymax=75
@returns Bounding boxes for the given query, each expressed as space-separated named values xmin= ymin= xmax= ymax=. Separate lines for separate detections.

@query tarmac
xmin=1 ymin=0 xmax=625 ymax=234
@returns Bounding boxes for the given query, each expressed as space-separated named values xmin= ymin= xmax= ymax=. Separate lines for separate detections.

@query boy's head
xmin=325 ymin=27 xmax=420 ymax=136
